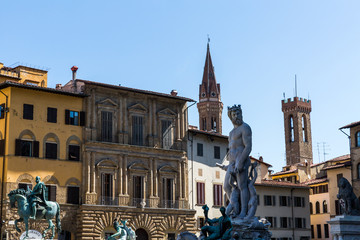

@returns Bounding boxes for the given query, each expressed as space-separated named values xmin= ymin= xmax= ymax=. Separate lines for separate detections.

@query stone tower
xmin=197 ymin=42 xmax=223 ymax=134
xmin=282 ymin=97 xmax=313 ymax=166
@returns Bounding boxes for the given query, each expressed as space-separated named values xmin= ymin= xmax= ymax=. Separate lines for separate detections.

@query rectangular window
xmin=294 ymin=196 xmax=304 ymax=207
xmin=280 ymin=217 xmax=288 ymax=228
xmin=132 ymin=116 xmax=144 ymax=146
xmin=0 ymin=103 xmax=5 ymax=119
xmin=335 ymin=200 xmax=344 ymax=215
xmin=279 ymin=196 xmax=288 ymax=206
xmin=214 ymin=146 xmax=220 ymax=159
xmin=23 ymin=104 xmax=34 ymax=120
xmin=101 ymin=173 xmax=113 ymax=205
xmin=65 ymin=109 xmax=85 ymax=126
xmin=46 ymin=185 xmax=57 ymax=201
xmin=264 ymin=195 xmax=275 ymax=206
xmin=197 ymin=143 xmax=203 ymax=156
xmin=133 ymin=176 xmax=144 ymax=206
xmin=337 ymin=173 xmax=343 ymax=187
xmin=15 ymin=139 xmax=39 ymax=158
xmin=265 ymin=217 xmax=276 ymax=228
xmin=45 ymin=142 xmax=57 ymax=159
xmin=68 ymin=145 xmax=80 ymax=161
xmin=101 ymin=111 xmax=113 ymax=142
xmin=161 ymin=120 xmax=173 ymax=149
xmin=47 ymin=107 xmax=57 ymax=123
xmin=197 ymin=182 xmax=205 ymax=205
xmin=295 ymin=218 xmax=305 ymax=228
xmin=324 ymin=224 xmax=329 ymax=238
xmin=317 ymin=224 xmax=322 ymax=238
xmin=162 ymin=178 xmax=174 ymax=208
xmin=198 ymin=217 xmax=205 ymax=229
xmin=18 ymin=183 xmax=32 ymax=191
xmin=311 ymin=225 xmax=314 ymax=239
xmin=67 ymin=186 xmax=79 ymax=204
xmin=213 ymin=184 xmax=223 ymax=206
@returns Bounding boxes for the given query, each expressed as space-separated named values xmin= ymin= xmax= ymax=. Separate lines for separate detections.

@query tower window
xmin=211 ymin=117 xmax=217 ymax=131
xmin=302 ymin=115 xmax=307 ymax=142
xmin=202 ymin=118 xmax=206 ymax=131
xmin=356 ymin=131 xmax=360 ymax=147
xmin=289 ymin=116 xmax=294 ymax=142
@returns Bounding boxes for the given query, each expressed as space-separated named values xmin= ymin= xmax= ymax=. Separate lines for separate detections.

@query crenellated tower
xmin=197 ymin=42 xmax=223 ymax=134
xmin=282 ymin=97 xmax=313 ymax=166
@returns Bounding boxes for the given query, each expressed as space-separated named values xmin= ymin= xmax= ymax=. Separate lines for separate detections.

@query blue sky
xmin=1 ymin=1 xmax=359 ymax=172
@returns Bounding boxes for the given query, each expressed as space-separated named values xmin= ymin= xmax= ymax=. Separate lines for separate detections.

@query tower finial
xmin=295 ymin=74 xmax=297 ymax=97
xmin=207 ymin=34 xmax=210 ymax=44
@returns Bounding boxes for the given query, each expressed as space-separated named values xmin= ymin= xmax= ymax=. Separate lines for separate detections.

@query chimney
xmin=56 ymin=84 xmax=62 ymax=90
xmin=71 ymin=66 xmax=78 ymax=81
xmin=170 ymin=90 xmax=178 ymax=96
xmin=259 ymin=156 xmax=263 ymax=162
xmin=71 ymin=66 xmax=78 ymax=92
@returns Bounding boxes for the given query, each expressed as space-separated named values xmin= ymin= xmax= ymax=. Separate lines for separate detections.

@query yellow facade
xmin=0 ymin=63 xmax=85 ymax=239
xmin=0 ymin=63 xmax=47 ymax=87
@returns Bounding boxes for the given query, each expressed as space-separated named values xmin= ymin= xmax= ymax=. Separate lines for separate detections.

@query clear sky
xmin=1 ymin=1 xmax=359 ymax=172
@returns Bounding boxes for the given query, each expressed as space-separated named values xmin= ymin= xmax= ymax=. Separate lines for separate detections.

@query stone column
xmin=118 ymin=94 xmax=123 ymax=143
xmin=154 ymin=158 xmax=158 ymax=197
xmin=91 ymin=89 xmax=97 ymax=141
xmin=91 ymin=152 xmax=96 ymax=193
xmin=86 ymin=152 xmax=91 ymax=193
xmin=176 ymin=106 xmax=181 ymax=140
xmin=118 ymin=155 xmax=123 ymax=195
xmin=85 ymin=151 xmax=97 ymax=204
xmin=123 ymin=98 xmax=128 ymax=144
xmin=119 ymin=154 xmax=129 ymax=206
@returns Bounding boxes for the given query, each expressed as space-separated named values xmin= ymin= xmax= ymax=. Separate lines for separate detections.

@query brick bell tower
xmin=282 ymin=97 xmax=313 ymax=166
xmin=197 ymin=41 xmax=223 ymax=134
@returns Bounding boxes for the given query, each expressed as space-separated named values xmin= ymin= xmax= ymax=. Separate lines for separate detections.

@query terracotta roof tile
xmin=340 ymin=121 xmax=360 ymax=129
xmin=256 ymin=180 xmax=308 ymax=188
xmin=304 ymin=178 xmax=328 ymax=185
xmin=271 ymin=169 xmax=298 ymax=176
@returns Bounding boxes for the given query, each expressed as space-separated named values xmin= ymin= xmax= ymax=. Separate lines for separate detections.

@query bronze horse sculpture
xmin=8 ymin=189 xmax=61 ymax=240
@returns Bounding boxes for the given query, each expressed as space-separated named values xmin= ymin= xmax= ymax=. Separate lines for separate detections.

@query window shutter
xmin=272 ymin=196 xmax=276 ymax=206
xmin=33 ymin=141 xmax=39 ymax=158
xmin=48 ymin=185 xmax=57 ymax=201
xmin=15 ymin=139 xmax=22 ymax=156
xmin=0 ymin=103 xmax=5 ymax=119
xmin=65 ymin=109 xmax=70 ymax=125
xmin=273 ymin=217 xmax=277 ymax=228
xmin=0 ymin=139 xmax=4 ymax=156
xmin=80 ymin=111 xmax=86 ymax=126
xmin=302 ymin=197 xmax=305 ymax=207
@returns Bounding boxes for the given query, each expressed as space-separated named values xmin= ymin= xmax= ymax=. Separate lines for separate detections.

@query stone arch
xmin=93 ymin=212 xmax=120 ymax=236
xmin=65 ymin=177 xmax=81 ymax=186
xmin=158 ymin=215 xmax=186 ymax=237
xmin=43 ymin=175 xmax=60 ymax=185
xmin=129 ymin=213 xmax=156 ymax=238
xmin=16 ymin=173 xmax=35 ymax=185
xmin=66 ymin=135 xmax=81 ymax=161
xmin=43 ymin=132 xmax=60 ymax=159
xmin=19 ymin=129 xmax=36 ymax=140
xmin=96 ymin=158 xmax=118 ymax=168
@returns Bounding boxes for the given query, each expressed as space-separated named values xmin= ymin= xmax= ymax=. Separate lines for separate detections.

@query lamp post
xmin=0 ymin=90 xmax=8 ymax=240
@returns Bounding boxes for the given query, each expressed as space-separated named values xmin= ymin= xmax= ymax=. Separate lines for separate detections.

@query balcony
xmin=98 ymin=196 xmax=188 ymax=209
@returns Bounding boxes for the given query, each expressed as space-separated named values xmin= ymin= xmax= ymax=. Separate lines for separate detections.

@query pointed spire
xmin=200 ymin=40 xmax=220 ymax=101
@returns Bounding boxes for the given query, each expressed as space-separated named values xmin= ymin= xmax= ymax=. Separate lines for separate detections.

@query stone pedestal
xmin=148 ymin=196 xmax=159 ymax=208
xmin=85 ymin=192 xmax=97 ymax=204
xmin=328 ymin=215 xmax=360 ymax=240
xmin=119 ymin=194 xmax=130 ymax=206
xmin=231 ymin=217 xmax=272 ymax=240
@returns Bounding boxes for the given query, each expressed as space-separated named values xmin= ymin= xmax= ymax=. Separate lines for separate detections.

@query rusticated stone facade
xmin=77 ymin=205 xmax=196 ymax=239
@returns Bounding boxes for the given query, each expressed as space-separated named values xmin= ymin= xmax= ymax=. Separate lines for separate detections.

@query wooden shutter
xmin=272 ymin=196 xmax=276 ymax=206
xmin=65 ymin=109 xmax=70 ymax=125
xmin=47 ymin=185 xmax=57 ymax=201
xmin=33 ymin=141 xmax=39 ymax=158
xmin=80 ymin=111 xmax=86 ymax=126
xmin=0 ymin=139 xmax=4 ymax=156
xmin=15 ymin=139 xmax=22 ymax=156
xmin=0 ymin=103 xmax=5 ymax=119
xmin=67 ymin=186 xmax=79 ymax=204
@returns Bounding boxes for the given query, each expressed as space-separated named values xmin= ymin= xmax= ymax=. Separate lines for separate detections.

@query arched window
xmin=310 ymin=202 xmax=313 ymax=214
xmin=289 ymin=115 xmax=294 ymax=142
xmin=43 ymin=133 xmax=60 ymax=160
xmin=302 ymin=115 xmax=307 ymax=142
xmin=323 ymin=200 xmax=328 ymax=213
xmin=356 ymin=131 xmax=360 ymax=147
xmin=66 ymin=135 xmax=81 ymax=161
xmin=357 ymin=163 xmax=360 ymax=179
xmin=316 ymin=201 xmax=320 ymax=214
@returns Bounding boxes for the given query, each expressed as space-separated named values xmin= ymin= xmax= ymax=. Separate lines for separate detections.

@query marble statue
xmin=8 ymin=177 xmax=61 ymax=240
xmin=200 ymin=205 xmax=232 ymax=240
xmin=225 ymin=104 xmax=252 ymax=219
xmin=107 ymin=218 xmax=136 ymax=240
xmin=337 ymin=177 xmax=360 ymax=216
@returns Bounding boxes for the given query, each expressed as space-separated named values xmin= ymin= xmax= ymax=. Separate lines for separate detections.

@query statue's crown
xmin=228 ymin=104 xmax=242 ymax=111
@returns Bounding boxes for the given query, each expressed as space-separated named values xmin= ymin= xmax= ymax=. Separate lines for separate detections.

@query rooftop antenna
xmin=283 ymin=92 xmax=286 ymax=100
xmin=295 ymin=74 xmax=298 ymax=97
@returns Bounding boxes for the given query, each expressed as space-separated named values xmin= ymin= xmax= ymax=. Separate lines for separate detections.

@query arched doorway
xmin=135 ymin=228 xmax=148 ymax=240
